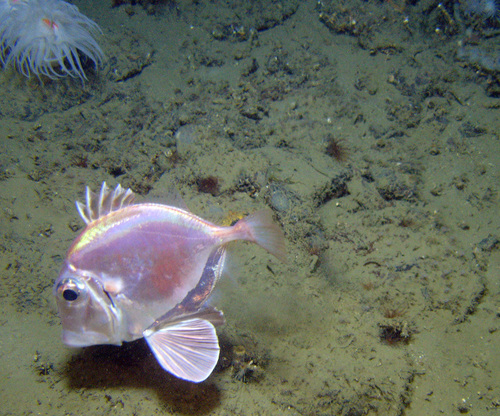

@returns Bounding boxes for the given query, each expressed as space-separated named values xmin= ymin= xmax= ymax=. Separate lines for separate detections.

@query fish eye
xmin=56 ymin=278 xmax=87 ymax=303
xmin=63 ymin=289 xmax=78 ymax=301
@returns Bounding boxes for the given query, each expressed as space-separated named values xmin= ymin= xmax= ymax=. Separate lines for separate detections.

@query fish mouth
xmin=62 ymin=330 xmax=116 ymax=347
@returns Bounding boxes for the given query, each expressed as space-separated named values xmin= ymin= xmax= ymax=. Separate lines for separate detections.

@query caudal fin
xmin=236 ymin=210 xmax=286 ymax=262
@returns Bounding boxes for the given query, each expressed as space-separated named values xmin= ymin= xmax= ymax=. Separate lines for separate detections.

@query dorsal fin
xmin=75 ymin=182 xmax=135 ymax=224
xmin=147 ymin=176 xmax=189 ymax=211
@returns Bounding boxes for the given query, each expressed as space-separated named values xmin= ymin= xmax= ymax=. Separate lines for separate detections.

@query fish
xmin=53 ymin=182 xmax=286 ymax=382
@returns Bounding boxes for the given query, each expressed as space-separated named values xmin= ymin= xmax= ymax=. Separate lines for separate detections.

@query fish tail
xmin=235 ymin=210 xmax=286 ymax=262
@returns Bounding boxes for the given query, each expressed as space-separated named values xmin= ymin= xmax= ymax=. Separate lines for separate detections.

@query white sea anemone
xmin=0 ymin=0 xmax=104 ymax=81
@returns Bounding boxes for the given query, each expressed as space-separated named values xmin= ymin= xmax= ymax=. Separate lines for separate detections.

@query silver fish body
xmin=53 ymin=182 xmax=285 ymax=382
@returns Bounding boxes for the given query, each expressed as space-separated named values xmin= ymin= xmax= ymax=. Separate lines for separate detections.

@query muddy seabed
xmin=0 ymin=0 xmax=498 ymax=415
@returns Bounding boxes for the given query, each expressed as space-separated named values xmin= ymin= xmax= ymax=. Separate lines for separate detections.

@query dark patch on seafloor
xmin=63 ymin=339 xmax=221 ymax=414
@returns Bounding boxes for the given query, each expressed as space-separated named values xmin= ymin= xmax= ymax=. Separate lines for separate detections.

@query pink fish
xmin=53 ymin=182 xmax=285 ymax=382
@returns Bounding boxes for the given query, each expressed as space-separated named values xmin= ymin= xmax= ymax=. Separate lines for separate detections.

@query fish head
xmin=53 ymin=262 xmax=122 ymax=347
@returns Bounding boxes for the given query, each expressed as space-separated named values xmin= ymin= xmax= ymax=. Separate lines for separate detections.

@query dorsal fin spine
xmin=75 ymin=182 xmax=136 ymax=225
xmin=98 ymin=182 xmax=107 ymax=218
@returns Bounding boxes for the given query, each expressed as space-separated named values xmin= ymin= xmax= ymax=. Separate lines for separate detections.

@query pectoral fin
xmin=144 ymin=317 xmax=221 ymax=383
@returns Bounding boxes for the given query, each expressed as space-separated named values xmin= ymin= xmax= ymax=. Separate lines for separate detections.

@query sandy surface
xmin=0 ymin=0 xmax=499 ymax=415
